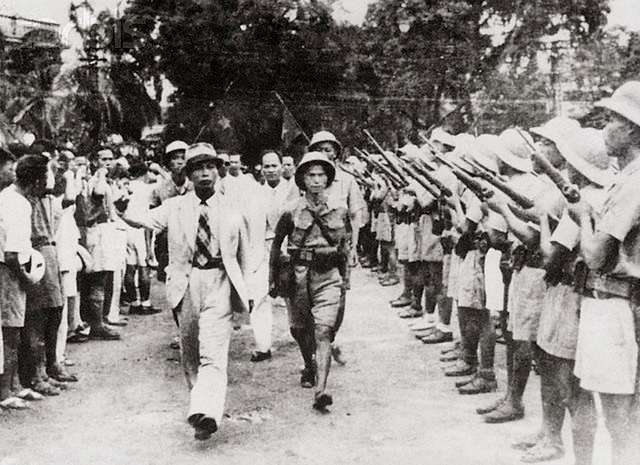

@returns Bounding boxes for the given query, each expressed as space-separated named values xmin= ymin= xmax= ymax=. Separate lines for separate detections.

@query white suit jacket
xmin=134 ymin=191 xmax=250 ymax=312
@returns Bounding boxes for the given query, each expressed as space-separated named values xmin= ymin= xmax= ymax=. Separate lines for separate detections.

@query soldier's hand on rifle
xmin=485 ymin=192 xmax=509 ymax=213
xmin=566 ymin=199 xmax=592 ymax=225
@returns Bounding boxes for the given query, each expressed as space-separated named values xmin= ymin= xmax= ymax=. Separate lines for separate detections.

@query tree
xmin=362 ymin=0 xmax=609 ymax=138
xmin=119 ymin=0 xmax=355 ymax=160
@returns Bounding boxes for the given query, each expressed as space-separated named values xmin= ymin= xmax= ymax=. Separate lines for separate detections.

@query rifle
xmin=398 ymin=163 xmax=440 ymax=199
xmin=515 ymin=128 xmax=580 ymax=204
xmin=460 ymin=156 xmax=535 ymax=209
xmin=363 ymin=130 xmax=408 ymax=183
xmin=408 ymin=159 xmax=453 ymax=197
xmin=354 ymin=148 xmax=406 ymax=190
xmin=339 ymin=164 xmax=371 ymax=188
xmin=435 ymin=154 xmax=493 ymax=201
xmin=360 ymin=148 xmax=410 ymax=188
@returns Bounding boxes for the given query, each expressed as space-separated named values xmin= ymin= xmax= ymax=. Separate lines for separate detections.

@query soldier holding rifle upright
xmin=568 ymin=81 xmax=640 ymax=465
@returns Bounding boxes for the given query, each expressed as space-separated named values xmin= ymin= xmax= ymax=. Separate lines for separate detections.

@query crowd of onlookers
xmin=0 ymin=137 xmax=270 ymax=410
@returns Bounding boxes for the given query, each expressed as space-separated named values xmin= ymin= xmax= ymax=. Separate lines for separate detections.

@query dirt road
xmin=0 ymin=268 xmax=610 ymax=465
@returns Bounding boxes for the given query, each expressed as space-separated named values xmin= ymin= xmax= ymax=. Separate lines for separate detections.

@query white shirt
xmin=263 ymin=179 xmax=298 ymax=239
xmin=0 ymin=185 xmax=32 ymax=264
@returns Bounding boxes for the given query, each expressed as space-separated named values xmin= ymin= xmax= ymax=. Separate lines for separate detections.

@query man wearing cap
xmin=123 ymin=142 xmax=250 ymax=440
xmin=150 ymin=141 xmax=192 ymax=283
xmin=568 ymin=81 xmax=640 ymax=465
xmin=0 ymin=155 xmax=47 ymax=409
xmin=269 ymin=151 xmax=349 ymax=411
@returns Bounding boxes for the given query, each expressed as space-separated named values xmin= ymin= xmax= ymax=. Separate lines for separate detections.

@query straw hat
xmin=496 ymin=129 xmax=533 ymax=173
xmin=595 ymin=81 xmax=640 ymax=128
xmin=554 ymin=128 xmax=615 ymax=187
xmin=530 ymin=117 xmax=581 ymax=146
xmin=295 ymin=151 xmax=336 ymax=191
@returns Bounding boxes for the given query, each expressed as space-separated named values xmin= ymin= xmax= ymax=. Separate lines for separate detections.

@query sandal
xmin=15 ymin=388 xmax=44 ymax=401
xmin=0 ymin=396 xmax=30 ymax=409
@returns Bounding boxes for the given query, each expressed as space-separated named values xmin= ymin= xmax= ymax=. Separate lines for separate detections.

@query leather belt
xmin=583 ymin=273 xmax=638 ymax=300
xmin=193 ymin=256 xmax=224 ymax=270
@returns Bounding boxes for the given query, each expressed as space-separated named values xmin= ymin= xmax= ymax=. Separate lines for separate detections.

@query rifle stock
xmin=409 ymin=160 xmax=453 ymax=197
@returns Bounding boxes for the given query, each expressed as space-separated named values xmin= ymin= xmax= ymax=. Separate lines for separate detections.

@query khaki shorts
xmin=287 ymin=266 xmax=342 ymax=331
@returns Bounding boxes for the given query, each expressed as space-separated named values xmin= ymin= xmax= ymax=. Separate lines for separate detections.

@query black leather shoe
xmin=250 ymin=350 xmax=272 ymax=362
xmin=189 ymin=415 xmax=217 ymax=440
xmin=300 ymin=366 xmax=316 ymax=388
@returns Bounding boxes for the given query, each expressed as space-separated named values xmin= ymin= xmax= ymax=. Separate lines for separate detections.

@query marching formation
xmin=2 ymin=80 xmax=640 ymax=464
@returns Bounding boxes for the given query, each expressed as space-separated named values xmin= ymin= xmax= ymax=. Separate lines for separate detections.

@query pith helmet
xmin=496 ymin=129 xmax=533 ymax=173
xmin=596 ymin=81 xmax=640 ymax=128
xmin=308 ymin=131 xmax=343 ymax=154
xmin=430 ymin=127 xmax=457 ymax=148
xmin=555 ymin=128 xmax=615 ymax=187
xmin=295 ymin=151 xmax=336 ymax=191
xmin=530 ymin=117 xmax=581 ymax=146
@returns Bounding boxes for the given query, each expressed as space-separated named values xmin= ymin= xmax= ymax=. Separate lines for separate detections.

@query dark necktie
xmin=194 ymin=201 xmax=214 ymax=267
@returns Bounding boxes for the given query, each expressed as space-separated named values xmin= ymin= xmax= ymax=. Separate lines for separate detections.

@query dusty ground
xmin=0 ymin=268 xmax=611 ymax=465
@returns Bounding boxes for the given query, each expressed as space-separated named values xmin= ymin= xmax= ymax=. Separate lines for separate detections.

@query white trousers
xmin=250 ymin=239 xmax=274 ymax=353
xmin=179 ymin=268 xmax=232 ymax=424
xmin=251 ymin=295 xmax=274 ymax=353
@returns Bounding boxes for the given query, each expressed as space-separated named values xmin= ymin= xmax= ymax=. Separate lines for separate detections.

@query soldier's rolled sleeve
xmin=598 ymin=183 xmax=640 ymax=242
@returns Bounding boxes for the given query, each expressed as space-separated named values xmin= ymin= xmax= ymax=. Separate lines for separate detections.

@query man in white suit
xmin=246 ymin=150 xmax=299 ymax=362
xmin=123 ymin=142 xmax=250 ymax=441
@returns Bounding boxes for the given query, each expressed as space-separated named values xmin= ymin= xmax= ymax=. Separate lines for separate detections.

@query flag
xmin=275 ymin=92 xmax=309 ymax=148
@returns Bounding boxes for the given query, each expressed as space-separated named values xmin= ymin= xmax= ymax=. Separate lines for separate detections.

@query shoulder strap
xmin=308 ymin=210 xmax=338 ymax=247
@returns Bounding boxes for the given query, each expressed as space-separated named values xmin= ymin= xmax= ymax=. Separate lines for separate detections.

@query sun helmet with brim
xmin=308 ymin=131 xmax=343 ymax=155
xmin=595 ymin=81 xmax=640 ymax=128
xmin=555 ymin=128 xmax=615 ymax=187
xmin=295 ymin=151 xmax=336 ymax=191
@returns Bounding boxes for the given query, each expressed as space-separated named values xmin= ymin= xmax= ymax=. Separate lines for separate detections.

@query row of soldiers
xmin=346 ymin=81 xmax=640 ymax=465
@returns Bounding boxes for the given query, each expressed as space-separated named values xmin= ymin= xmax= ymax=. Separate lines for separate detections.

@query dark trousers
xmin=79 ymin=271 xmax=113 ymax=329
xmin=458 ymin=307 xmax=495 ymax=370
xmin=419 ymin=261 xmax=451 ymax=322
xmin=124 ymin=265 xmax=151 ymax=304
xmin=19 ymin=306 xmax=62 ymax=386
xmin=1 ymin=327 xmax=20 ymax=399
xmin=536 ymin=346 xmax=596 ymax=465
xmin=358 ymin=223 xmax=377 ymax=264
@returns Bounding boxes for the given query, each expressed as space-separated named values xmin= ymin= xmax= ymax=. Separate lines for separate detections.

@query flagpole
xmin=273 ymin=91 xmax=310 ymax=143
